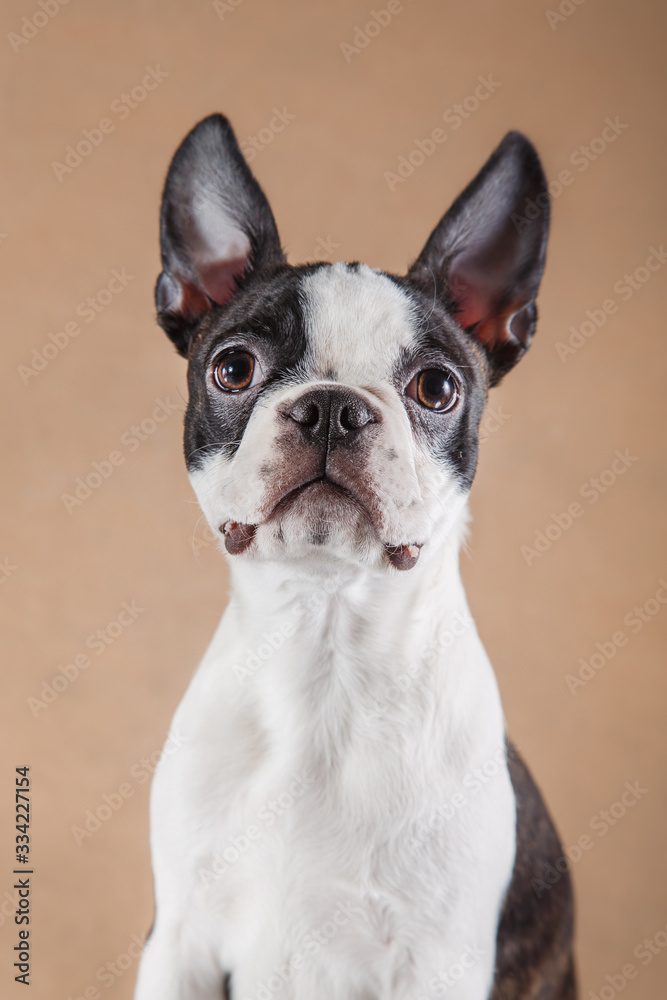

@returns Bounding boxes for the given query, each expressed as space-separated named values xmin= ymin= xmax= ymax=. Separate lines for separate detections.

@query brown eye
xmin=214 ymin=350 xmax=256 ymax=392
xmin=413 ymin=369 xmax=459 ymax=411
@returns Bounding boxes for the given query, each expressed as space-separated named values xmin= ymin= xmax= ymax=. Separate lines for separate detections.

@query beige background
xmin=1 ymin=0 xmax=666 ymax=997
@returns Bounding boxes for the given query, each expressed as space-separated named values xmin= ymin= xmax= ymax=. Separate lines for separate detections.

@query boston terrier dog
xmin=134 ymin=115 xmax=576 ymax=1000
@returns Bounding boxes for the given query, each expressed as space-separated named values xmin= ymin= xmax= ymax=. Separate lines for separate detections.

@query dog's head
xmin=157 ymin=115 xmax=549 ymax=573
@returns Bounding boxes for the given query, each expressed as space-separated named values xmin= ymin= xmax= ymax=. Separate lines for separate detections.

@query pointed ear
xmin=156 ymin=114 xmax=285 ymax=356
xmin=408 ymin=132 xmax=550 ymax=385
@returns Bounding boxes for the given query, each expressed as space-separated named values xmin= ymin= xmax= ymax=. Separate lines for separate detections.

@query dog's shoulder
xmin=491 ymin=742 xmax=577 ymax=999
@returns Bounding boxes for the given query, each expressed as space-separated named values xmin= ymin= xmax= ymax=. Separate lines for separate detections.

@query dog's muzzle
xmin=219 ymin=385 xmax=424 ymax=569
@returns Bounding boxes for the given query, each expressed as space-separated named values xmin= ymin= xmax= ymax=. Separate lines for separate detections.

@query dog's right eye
xmin=213 ymin=350 xmax=257 ymax=392
xmin=407 ymin=368 xmax=460 ymax=412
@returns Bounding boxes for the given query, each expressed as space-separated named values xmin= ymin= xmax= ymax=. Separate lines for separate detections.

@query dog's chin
xmin=257 ymin=479 xmax=382 ymax=566
xmin=216 ymin=480 xmax=429 ymax=571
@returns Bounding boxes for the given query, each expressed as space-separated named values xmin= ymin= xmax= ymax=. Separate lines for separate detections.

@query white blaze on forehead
xmin=301 ymin=263 xmax=419 ymax=382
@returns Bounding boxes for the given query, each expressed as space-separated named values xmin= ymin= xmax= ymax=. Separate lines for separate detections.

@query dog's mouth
xmin=220 ymin=476 xmax=423 ymax=570
xmin=270 ymin=474 xmax=366 ymax=519
xmin=220 ymin=476 xmax=359 ymax=556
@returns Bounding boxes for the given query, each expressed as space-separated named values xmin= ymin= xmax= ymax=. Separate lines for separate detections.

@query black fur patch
xmin=391 ymin=274 xmax=490 ymax=489
xmin=183 ymin=263 xmax=327 ymax=470
xmin=491 ymin=744 xmax=577 ymax=999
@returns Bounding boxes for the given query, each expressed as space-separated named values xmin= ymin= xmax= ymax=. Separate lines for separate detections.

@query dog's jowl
xmin=134 ymin=115 xmax=576 ymax=1000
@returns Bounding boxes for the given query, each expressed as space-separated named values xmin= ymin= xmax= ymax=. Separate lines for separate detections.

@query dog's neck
xmin=211 ymin=505 xmax=500 ymax=774
xmin=209 ymin=500 xmax=503 ymax=788
xmin=227 ymin=507 xmax=471 ymax=655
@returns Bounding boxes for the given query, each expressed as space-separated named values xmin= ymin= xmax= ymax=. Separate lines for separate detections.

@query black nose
xmin=285 ymin=387 xmax=378 ymax=448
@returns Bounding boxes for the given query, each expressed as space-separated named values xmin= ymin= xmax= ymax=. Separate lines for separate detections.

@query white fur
xmin=300 ymin=263 xmax=419 ymax=379
xmin=134 ymin=266 xmax=516 ymax=1000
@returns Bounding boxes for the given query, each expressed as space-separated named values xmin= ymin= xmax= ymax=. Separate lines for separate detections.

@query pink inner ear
xmin=449 ymin=241 xmax=521 ymax=348
xmin=449 ymin=258 xmax=493 ymax=329
xmin=449 ymin=260 xmax=515 ymax=350
xmin=200 ymin=256 xmax=249 ymax=306
xmin=179 ymin=281 xmax=211 ymax=320
xmin=450 ymin=275 xmax=488 ymax=330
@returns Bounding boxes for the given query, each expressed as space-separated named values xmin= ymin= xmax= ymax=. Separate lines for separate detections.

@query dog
xmin=134 ymin=114 xmax=576 ymax=1000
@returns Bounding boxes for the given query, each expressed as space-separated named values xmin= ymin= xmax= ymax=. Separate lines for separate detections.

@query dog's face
xmin=156 ymin=116 xmax=549 ymax=572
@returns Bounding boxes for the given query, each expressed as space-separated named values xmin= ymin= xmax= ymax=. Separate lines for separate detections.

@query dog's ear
xmin=408 ymin=132 xmax=549 ymax=385
xmin=156 ymin=114 xmax=285 ymax=356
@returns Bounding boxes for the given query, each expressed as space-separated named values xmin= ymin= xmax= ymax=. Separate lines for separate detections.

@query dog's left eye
xmin=408 ymin=368 xmax=460 ymax=412
xmin=213 ymin=350 xmax=258 ymax=392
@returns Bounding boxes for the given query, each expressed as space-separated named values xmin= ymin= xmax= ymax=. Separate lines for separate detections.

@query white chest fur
xmin=138 ymin=536 xmax=516 ymax=1000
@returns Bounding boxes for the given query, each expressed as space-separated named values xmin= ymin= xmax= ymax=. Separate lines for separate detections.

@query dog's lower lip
xmin=270 ymin=476 xmax=360 ymax=517
xmin=220 ymin=521 xmax=256 ymax=554
xmin=386 ymin=543 xmax=422 ymax=570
